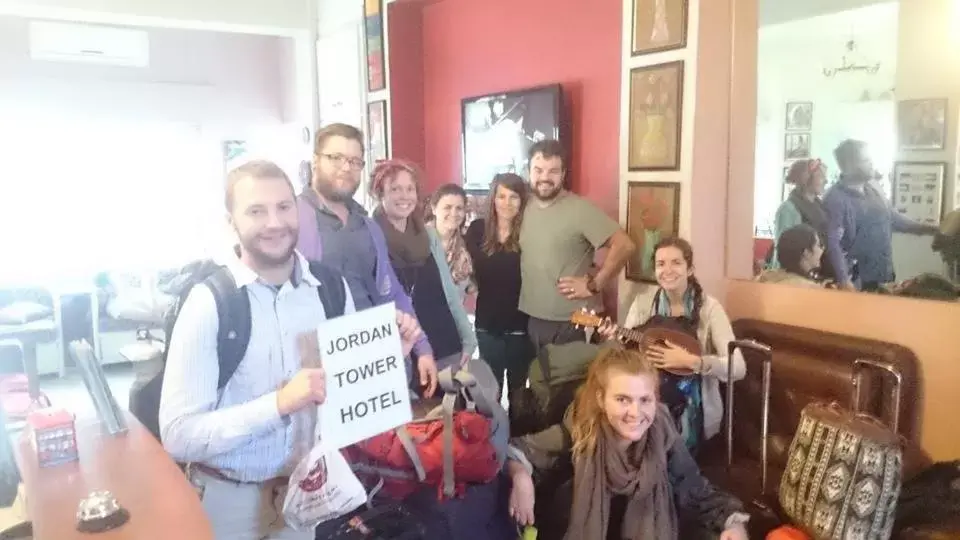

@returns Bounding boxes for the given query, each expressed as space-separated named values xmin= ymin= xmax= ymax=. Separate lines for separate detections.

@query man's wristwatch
xmin=586 ymin=276 xmax=600 ymax=294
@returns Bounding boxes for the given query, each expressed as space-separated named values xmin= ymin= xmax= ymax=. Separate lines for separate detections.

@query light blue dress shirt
xmin=159 ymin=251 xmax=355 ymax=482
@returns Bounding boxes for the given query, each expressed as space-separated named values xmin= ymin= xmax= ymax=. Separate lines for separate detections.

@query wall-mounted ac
xmin=29 ymin=21 xmax=150 ymax=68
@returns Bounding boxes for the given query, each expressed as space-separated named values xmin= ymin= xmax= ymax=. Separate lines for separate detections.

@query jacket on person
xmin=426 ymin=227 xmax=477 ymax=357
xmin=296 ymin=193 xmax=433 ymax=356
xmin=510 ymin=405 xmax=744 ymax=537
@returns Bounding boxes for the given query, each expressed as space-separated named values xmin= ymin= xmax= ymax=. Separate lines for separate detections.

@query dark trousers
xmin=476 ymin=330 xmax=534 ymax=400
xmin=527 ymin=316 xmax=587 ymax=357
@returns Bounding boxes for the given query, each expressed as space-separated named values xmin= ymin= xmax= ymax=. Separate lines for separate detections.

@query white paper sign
xmin=317 ymin=302 xmax=412 ymax=449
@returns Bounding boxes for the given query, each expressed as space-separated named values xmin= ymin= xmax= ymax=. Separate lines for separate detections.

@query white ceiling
xmin=760 ymin=0 xmax=894 ymax=26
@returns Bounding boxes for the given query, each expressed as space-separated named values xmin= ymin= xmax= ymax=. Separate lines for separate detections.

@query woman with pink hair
xmin=369 ymin=160 xmax=476 ymax=373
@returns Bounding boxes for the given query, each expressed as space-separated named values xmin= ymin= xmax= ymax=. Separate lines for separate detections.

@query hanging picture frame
xmin=784 ymin=101 xmax=813 ymax=131
xmin=631 ymin=0 xmax=688 ymax=56
xmin=784 ymin=132 xmax=811 ymax=159
xmin=892 ymin=161 xmax=946 ymax=225
xmin=625 ymin=181 xmax=681 ymax=282
xmin=367 ymin=100 xmax=389 ymax=163
xmin=363 ymin=0 xmax=386 ymax=92
xmin=897 ymin=98 xmax=947 ymax=150
xmin=628 ymin=61 xmax=684 ymax=171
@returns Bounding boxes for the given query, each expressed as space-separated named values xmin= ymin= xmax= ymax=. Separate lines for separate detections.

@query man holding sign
xmin=159 ymin=161 xmax=423 ymax=540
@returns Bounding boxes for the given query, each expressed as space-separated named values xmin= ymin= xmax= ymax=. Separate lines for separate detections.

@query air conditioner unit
xmin=29 ymin=21 xmax=150 ymax=68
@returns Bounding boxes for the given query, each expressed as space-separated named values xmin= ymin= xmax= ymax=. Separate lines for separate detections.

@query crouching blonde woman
xmin=504 ymin=346 xmax=750 ymax=540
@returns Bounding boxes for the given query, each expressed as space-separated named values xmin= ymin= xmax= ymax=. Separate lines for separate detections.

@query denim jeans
xmin=476 ymin=330 xmax=535 ymax=400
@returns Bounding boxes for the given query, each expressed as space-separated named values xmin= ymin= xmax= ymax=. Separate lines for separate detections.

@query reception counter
xmin=16 ymin=413 xmax=212 ymax=540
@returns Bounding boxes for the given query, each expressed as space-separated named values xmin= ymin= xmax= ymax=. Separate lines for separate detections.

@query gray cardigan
xmin=426 ymin=227 xmax=477 ymax=358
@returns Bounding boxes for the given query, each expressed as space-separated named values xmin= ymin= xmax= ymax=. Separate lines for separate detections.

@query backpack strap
xmin=204 ymin=267 xmax=251 ymax=390
xmin=306 ymin=261 xmax=347 ymax=318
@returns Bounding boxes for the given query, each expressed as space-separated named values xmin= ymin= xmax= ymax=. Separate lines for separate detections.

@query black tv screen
xmin=460 ymin=84 xmax=562 ymax=192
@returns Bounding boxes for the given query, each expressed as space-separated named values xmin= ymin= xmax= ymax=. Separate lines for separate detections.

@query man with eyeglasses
xmin=297 ymin=123 xmax=438 ymax=396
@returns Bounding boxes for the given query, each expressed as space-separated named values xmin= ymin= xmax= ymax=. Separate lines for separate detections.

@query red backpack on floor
xmin=343 ymin=361 xmax=506 ymax=500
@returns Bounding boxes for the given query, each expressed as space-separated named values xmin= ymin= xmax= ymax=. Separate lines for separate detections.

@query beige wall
xmin=722 ymin=0 xmax=960 ymax=461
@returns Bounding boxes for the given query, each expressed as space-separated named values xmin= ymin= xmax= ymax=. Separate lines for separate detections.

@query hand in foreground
xmin=277 ymin=368 xmax=326 ymax=415
xmin=719 ymin=524 xmax=749 ymax=540
xmin=460 ymin=351 xmax=472 ymax=367
xmin=396 ymin=310 xmax=422 ymax=358
xmin=647 ymin=340 xmax=700 ymax=372
xmin=417 ymin=354 xmax=439 ymax=398
xmin=556 ymin=275 xmax=592 ymax=300
xmin=509 ymin=470 xmax=536 ymax=527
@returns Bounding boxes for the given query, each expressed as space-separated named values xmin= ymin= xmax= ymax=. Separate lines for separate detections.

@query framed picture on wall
xmin=628 ymin=61 xmax=684 ymax=171
xmin=897 ymin=98 xmax=947 ymax=150
xmin=625 ymin=181 xmax=681 ymax=282
xmin=784 ymin=101 xmax=813 ymax=131
xmin=892 ymin=161 xmax=946 ymax=225
xmin=784 ymin=132 xmax=811 ymax=159
xmin=631 ymin=0 xmax=688 ymax=56
xmin=367 ymin=100 xmax=389 ymax=163
xmin=460 ymin=84 xmax=563 ymax=192
xmin=363 ymin=0 xmax=386 ymax=92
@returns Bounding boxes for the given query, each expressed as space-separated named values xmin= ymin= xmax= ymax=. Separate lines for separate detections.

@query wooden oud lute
xmin=569 ymin=309 xmax=702 ymax=376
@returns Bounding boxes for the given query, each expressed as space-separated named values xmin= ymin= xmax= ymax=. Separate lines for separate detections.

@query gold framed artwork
xmin=632 ymin=0 xmax=688 ymax=56
xmin=897 ymin=98 xmax=947 ymax=151
xmin=625 ymin=181 xmax=681 ymax=282
xmin=628 ymin=61 xmax=684 ymax=171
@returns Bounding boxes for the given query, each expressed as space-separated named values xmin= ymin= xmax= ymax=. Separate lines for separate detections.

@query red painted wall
xmin=415 ymin=0 xmax=622 ymax=217
xmin=387 ymin=2 xmax=426 ymax=167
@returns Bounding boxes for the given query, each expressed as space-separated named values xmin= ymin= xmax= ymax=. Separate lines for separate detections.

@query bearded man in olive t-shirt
xmin=518 ymin=140 xmax=636 ymax=353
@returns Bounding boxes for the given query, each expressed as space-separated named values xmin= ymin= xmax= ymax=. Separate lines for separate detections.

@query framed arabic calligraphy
xmin=898 ymin=98 xmax=947 ymax=151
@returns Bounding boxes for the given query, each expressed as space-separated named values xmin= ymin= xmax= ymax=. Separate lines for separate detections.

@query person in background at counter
xmin=159 ymin=161 xmax=422 ymax=540
xmin=519 ymin=139 xmax=636 ymax=353
xmin=825 ymin=139 xmax=938 ymax=292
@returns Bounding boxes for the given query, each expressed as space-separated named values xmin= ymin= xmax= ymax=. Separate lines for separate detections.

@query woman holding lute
xmin=594 ymin=237 xmax=745 ymax=449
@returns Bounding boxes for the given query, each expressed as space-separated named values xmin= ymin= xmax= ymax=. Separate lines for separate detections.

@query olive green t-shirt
xmin=519 ymin=191 xmax=620 ymax=321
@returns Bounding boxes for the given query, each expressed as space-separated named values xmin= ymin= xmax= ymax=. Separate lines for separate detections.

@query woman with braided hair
xmin=599 ymin=237 xmax=745 ymax=448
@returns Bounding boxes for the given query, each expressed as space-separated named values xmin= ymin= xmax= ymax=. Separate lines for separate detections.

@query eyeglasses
xmin=318 ymin=153 xmax=365 ymax=171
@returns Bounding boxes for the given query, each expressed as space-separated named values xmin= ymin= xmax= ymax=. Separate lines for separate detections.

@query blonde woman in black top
xmin=464 ymin=173 xmax=532 ymax=399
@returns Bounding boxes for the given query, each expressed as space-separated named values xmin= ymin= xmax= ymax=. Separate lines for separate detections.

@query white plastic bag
xmin=282 ymin=443 xmax=367 ymax=530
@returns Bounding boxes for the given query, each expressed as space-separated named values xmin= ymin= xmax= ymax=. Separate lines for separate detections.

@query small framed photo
xmin=367 ymin=100 xmax=389 ymax=163
xmin=784 ymin=133 xmax=811 ymax=160
xmin=785 ymin=102 xmax=813 ymax=131
xmin=898 ymin=98 xmax=947 ymax=150
xmin=892 ymin=161 xmax=946 ymax=224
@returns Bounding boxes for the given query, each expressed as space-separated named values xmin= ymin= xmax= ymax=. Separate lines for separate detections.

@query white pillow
xmin=0 ymin=302 xmax=52 ymax=325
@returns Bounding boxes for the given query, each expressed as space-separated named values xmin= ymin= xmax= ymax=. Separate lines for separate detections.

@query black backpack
xmin=130 ymin=259 xmax=347 ymax=441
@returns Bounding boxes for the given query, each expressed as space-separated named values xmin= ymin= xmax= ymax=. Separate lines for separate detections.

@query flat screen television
xmin=460 ymin=84 xmax=563 ymax=193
